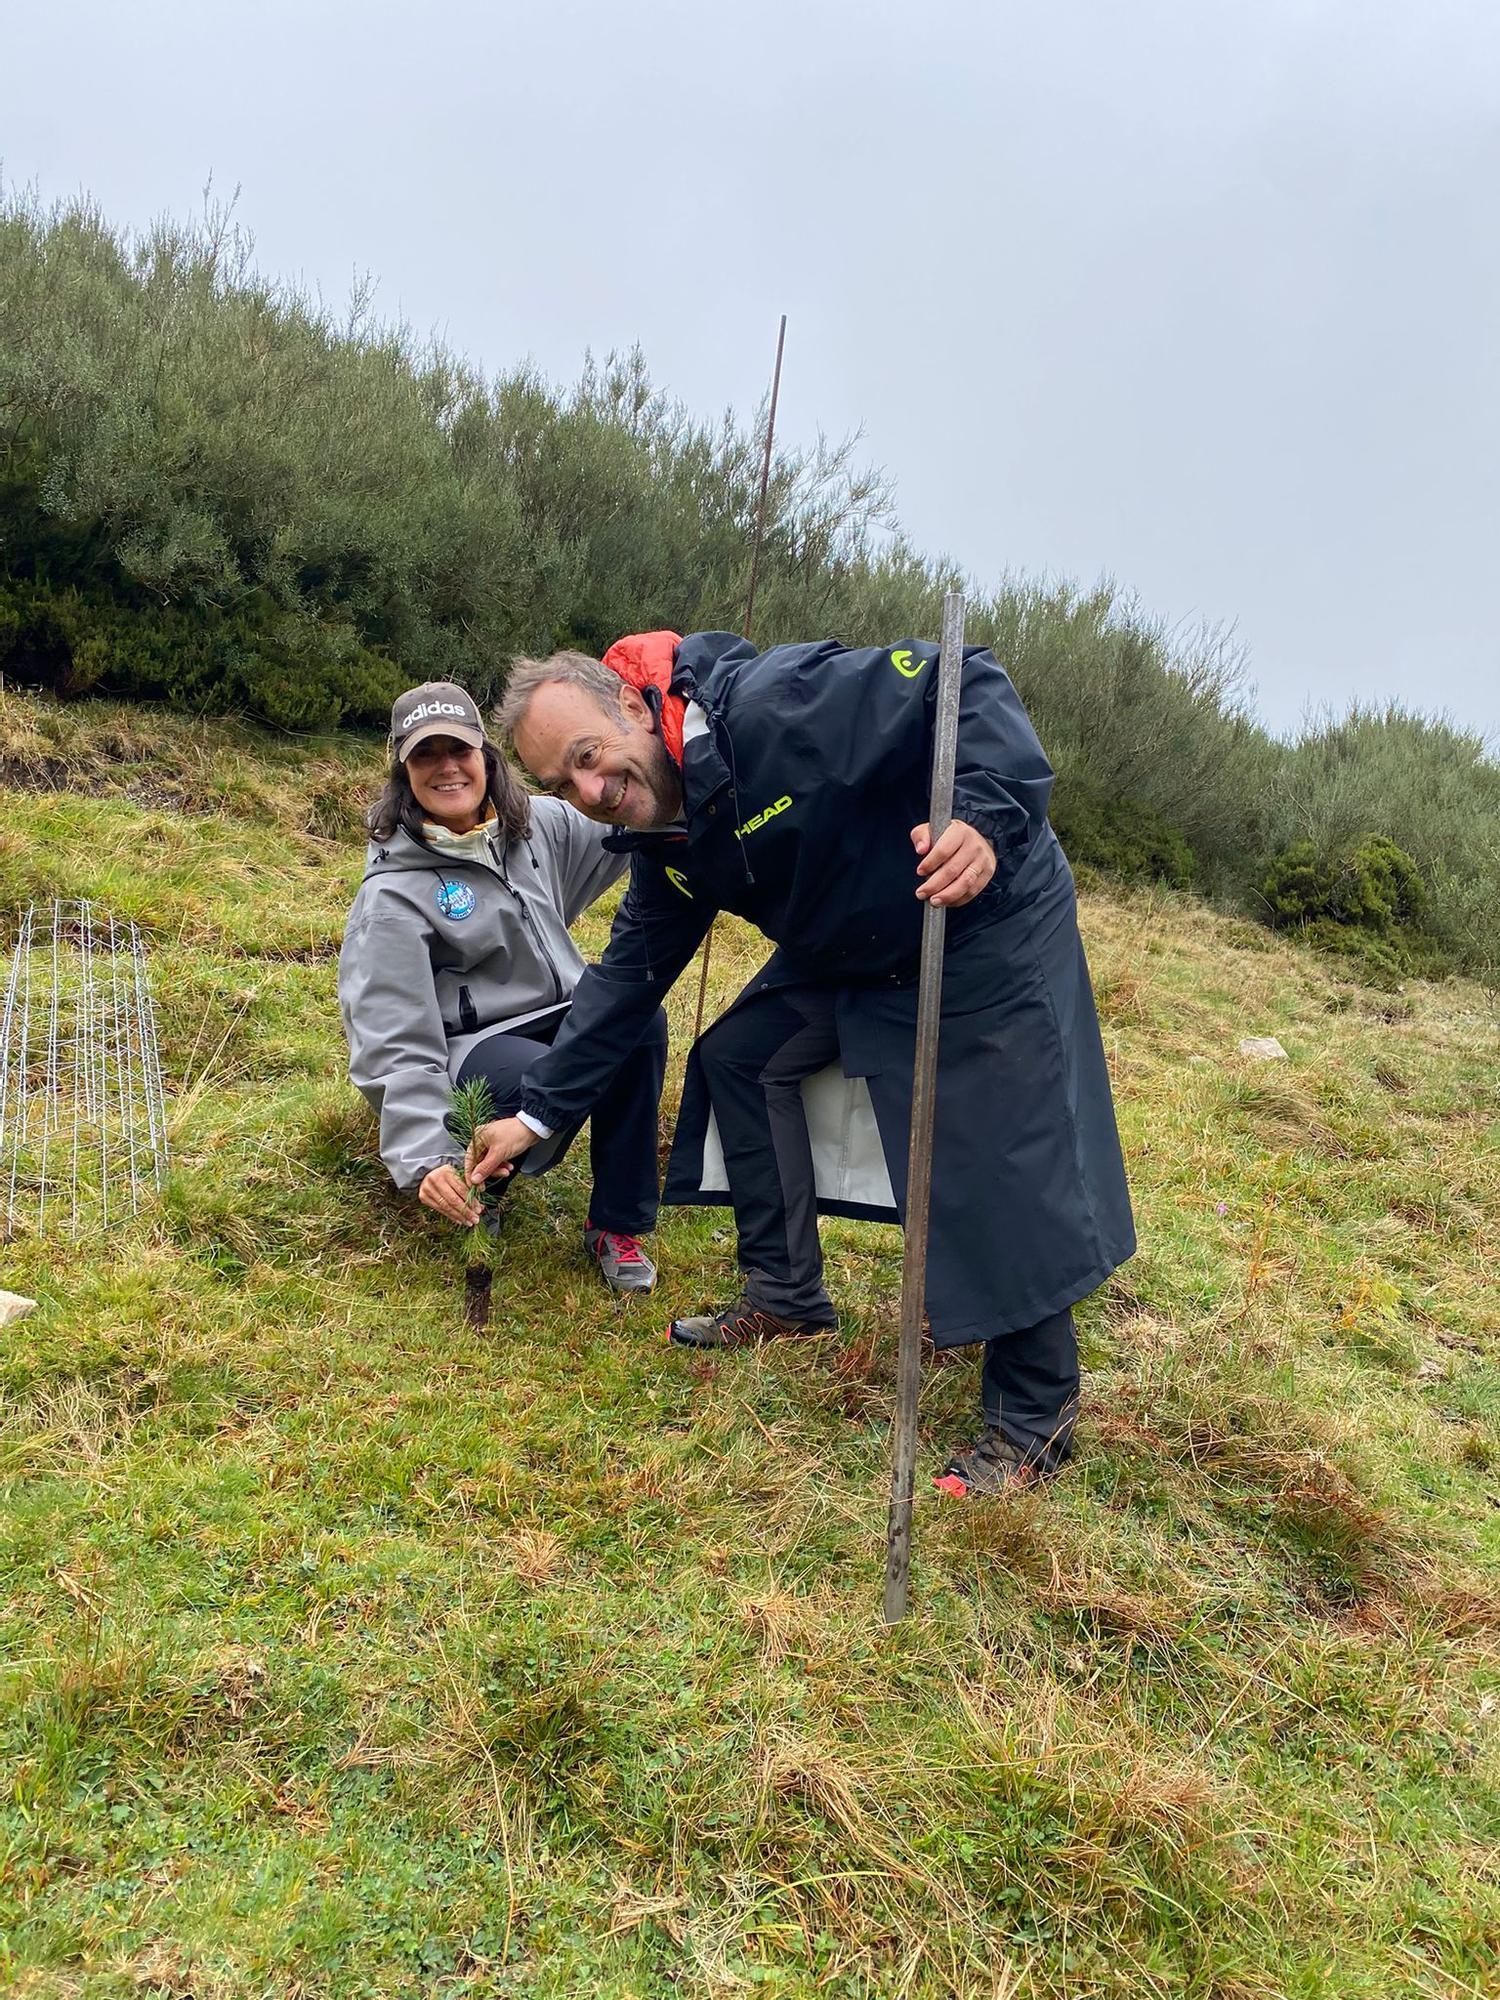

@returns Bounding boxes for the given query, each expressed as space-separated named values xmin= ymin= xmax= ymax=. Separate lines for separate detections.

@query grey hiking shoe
xmin=584 ymin=1222 xmax=656 ymax=1294
xmin=667 ymin=1293 xmax=838 ymax=1350
xmin=933 ymin=1428 xmax=1049 ymax=1498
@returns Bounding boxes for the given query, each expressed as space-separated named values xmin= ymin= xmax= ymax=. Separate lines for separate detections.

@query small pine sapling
xmin=446 ymin=1076 xmax=508 ymax=1330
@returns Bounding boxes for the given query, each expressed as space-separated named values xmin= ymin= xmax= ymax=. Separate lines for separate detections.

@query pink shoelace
xmin=595 ymin=1230 xmax=645 ymax=1264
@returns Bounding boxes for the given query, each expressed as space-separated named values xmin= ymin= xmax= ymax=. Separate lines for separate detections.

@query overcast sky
xmin=4 ymin=0 xmax=1496 ymax=738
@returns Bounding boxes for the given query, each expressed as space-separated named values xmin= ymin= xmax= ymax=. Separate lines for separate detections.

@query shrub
xmin=1259 ymin=835 xmax=1437 ymax=984
xmin=1262 ymin=707 xmax=1500 ymax=986
xmin=1260 ymin=836 xmax=1427 ymax=936
xmin=0 ymin=580 xmax=402 ymax=731
xmin=1051 ymin=786 xmax=1197 ymax=888
xmin=1296 ymin=921 xmax=1412 ymax=991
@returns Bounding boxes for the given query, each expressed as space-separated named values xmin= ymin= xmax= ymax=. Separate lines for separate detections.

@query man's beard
xmin=635 ymin=729 xmax=684 ymax=826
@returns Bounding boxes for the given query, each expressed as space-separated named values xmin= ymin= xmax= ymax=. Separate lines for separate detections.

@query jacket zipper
xmin=493 ymin=834 xmax=566 ymax=1007
xmin=509 ymin=891 xmax=565 ymax=1005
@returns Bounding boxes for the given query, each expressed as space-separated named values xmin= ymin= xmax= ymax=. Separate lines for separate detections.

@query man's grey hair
xmin=494 ymin=651 xmax=627 ymax=745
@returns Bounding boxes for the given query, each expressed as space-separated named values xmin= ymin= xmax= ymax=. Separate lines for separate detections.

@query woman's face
xmin=404 ymin=735 xmax=489 ymax=833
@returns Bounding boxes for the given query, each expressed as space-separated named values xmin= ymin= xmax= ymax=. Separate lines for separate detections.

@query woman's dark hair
xmin=367 ymin=741 xmax=531 ymax=846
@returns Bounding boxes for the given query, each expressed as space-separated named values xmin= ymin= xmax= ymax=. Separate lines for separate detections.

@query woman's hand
xmin=466 ymin=1116 xmax=538 ymax=1190
xmin=418 ymin=1162 xmax=483 ymax=1227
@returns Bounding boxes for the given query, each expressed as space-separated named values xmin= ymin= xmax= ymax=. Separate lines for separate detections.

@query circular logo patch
xmin=436 ymin=879 xmax=477 ymax=921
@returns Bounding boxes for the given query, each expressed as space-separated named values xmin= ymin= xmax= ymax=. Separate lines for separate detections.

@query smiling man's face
xmin=512 ymin=680 xmax=683 ymax=829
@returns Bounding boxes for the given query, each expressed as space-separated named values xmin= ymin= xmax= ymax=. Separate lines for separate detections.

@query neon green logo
xmin=665 ymin=866 xmax=693 ymax=898
xmin=735 ymin=794 xmax=793 ymax=840
xmin=891 ymin=648 xmax=925 ymax=679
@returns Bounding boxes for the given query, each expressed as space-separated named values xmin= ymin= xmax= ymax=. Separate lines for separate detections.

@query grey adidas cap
xmin=390 ymin=682 xmax=486 ymax=762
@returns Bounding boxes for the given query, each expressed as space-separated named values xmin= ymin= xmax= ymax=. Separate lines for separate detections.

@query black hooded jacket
xmin=518 ymin=630 xmax=1059 ymax=1135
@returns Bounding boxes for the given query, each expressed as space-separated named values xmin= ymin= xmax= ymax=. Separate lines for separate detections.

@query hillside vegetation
xmin=2 ymin=189 xmax=1497 ymax=983
xmin=0 ymin=695 xmax=1496 ymax=1999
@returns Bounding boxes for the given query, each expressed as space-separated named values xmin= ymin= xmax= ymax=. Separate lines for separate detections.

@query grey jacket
xmin=337 ymin=799 xmax=627 ymax=1191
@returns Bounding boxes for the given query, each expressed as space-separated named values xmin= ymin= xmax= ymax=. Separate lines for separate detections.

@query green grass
xmin=1 ymin=694 xmax=1496 ymax=1998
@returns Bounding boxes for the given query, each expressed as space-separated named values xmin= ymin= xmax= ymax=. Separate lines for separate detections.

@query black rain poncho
xmin=520 ymin=632 xmax=1135 ymax=1344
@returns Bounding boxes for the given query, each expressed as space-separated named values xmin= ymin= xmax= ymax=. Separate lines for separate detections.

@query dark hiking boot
xmin=933 ymin=1427 xmax=1051 ymax=1498
xmin=667 ymin=1294 xmax=838 ymax=1350
xmin=584 ymin=1223 xmax=657 ymax=1294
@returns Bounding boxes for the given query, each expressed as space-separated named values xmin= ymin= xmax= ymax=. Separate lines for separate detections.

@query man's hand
xmin=465 ymin=1115 xmax=538 ymax=1190
xmin=418 ymin=1163 xmax=483 ymax=1227
xmin=911 ymin=819 xmax=996 ymax=906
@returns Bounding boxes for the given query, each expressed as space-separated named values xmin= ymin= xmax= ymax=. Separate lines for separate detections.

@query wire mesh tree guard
xmin=0 ymin=900 xmax=170 ymax=1240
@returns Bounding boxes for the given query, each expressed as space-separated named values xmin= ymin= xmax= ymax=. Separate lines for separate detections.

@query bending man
xmin=470 ymin=632 xmax=1136 ymax=1494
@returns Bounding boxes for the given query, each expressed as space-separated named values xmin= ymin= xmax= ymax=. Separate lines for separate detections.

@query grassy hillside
xmin=0 ymin=692 xmax=1496 ymax=2000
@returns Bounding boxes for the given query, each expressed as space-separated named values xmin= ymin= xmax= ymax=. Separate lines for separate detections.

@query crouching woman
xmin=337 ymin=680 xmax=666 ymax=1292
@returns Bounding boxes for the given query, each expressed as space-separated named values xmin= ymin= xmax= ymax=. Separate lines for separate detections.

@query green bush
xmin=1261 ymin=708 xmax=1500 ymax=986
xmin=1261 ymin=835 xmax=1427 ymax=935
xmin=0 ymin=580 xmax=402 ymax=731
xmin=1050 ymin=786 xmax=1197 ymax=888
xmin=1297 ymin=921 xmax=1412 ymax=991
xmin=1259 ymin=836 xmax=1438 ymax=984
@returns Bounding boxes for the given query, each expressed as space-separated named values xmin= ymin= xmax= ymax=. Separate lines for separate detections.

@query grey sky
xmin=4 ymin=0 xmax=1497 ymax=737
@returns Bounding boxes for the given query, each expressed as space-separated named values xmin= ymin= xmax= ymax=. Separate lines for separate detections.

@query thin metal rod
xmin=101 ymin=914 xmax=121 ymax=1231
xmin=146 ymin=972 xmax=169 ymax=1183
xmin=693 ymin=314 xmax=787 ymax=1041
xmin=691 ymin=907 xmax=716 ymax=1044
xmin=1 ymin=906 xmax=32 ymax=1239
xmin=39 ymin=901 xmax=60 ymax=1232
xmin=741 ymin=314 xmax=786 ymax=645
xmin=70 ymin=902 xmax=85 ymax=1235
xmin=0 ymin=906 xmax=25 ymax=1162
xmin=130 ymin=923 xmax=165 ymax=1188
xmin=113 ymin=916 xmax=141 ymax=1212
xmin=8 ymin=905 xmax=36 ymax=1239
xmin=883 ymin=591 xmax=967 ymax=1625
xmin=82 ymin=898 xmax=97 ymax=1122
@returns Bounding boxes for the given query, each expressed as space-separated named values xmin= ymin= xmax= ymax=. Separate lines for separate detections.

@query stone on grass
xmin=0 ymin=1290 xmax=37 ymax=1325
xmin=1238 ymin=1036 xmax=1288 ymax=1062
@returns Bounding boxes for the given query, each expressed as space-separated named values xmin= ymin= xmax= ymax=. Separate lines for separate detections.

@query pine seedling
xmin=446 ymin=1076 xmax=504 ymax=1203
xmin=446 ymin=1076 xmax=507 ymax=1329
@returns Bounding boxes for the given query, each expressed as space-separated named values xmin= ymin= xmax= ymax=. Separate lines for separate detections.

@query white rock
xmin=0 ymin=1290 xmax=37 ymax=1325
xmin=1238 ymin=1036 xmax=1288 ymax=1062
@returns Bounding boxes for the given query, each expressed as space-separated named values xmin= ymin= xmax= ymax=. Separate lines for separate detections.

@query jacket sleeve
xmin=337 ymin=906 xmax=460 ymax=1193
xmin=531 ymin=796 xmax=631 ymax=922
xmin=519 ymin=850 xmax=713 ymax=1132
xmin=929 ymin=644 xmax=1055 ymax=891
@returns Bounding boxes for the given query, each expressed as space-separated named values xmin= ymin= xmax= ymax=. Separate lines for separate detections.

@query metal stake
xmin=39 ymin=901 xmax=60 ymax=1232
xmin=6 ymin=906 xmax=35 ymax=1238
xmin=741 ymin=313 xmax=787 ymax=649
xmin=130 ymin=922 xmax=167 ymax=1189
xmin=692 ymin=314 xmax=787 ymax=1042
xmin=883 ymin=590 xmax=966 ymax=1625
xmin=70 ymin=904 xmax=85 ymax=1234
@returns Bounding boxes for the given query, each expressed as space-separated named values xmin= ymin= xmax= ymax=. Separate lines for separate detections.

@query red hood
xmin=601 ymin=631 xmax=686 ymax=763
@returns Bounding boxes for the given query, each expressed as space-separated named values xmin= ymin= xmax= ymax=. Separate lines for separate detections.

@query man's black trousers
xmin=695 ymin=983 xmax=1079 ymax=1469
xmin=457 ymin=1006 xmax=667 ymax=1237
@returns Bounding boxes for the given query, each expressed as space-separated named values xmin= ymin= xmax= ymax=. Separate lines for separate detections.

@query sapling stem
xmin=446 ymin=1076 xmax=507 ymax=1331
